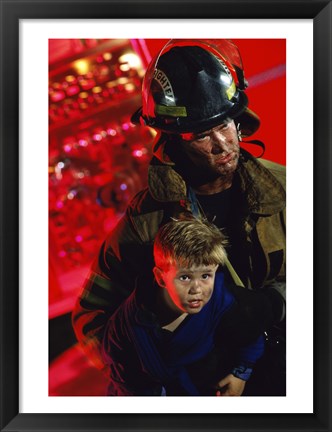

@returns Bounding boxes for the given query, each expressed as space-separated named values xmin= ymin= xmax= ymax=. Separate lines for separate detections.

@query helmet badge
xmin=153 ymin=69 xmax=176 ymax=106
xmin=153 ymin=68 xmax=187 ymax=117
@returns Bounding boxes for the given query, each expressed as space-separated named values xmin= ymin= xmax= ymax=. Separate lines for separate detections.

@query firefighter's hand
xmin=215 ymin=374 xmax=246 ymax=396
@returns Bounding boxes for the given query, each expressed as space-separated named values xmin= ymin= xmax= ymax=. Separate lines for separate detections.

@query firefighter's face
xmin=179 ymin=119 xmax=240 ymax=179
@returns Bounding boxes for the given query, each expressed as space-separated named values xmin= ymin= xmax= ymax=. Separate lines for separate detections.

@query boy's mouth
xmin=188 ymin=299 xmax=202 ymax=309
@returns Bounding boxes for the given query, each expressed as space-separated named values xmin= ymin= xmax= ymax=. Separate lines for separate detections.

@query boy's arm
xmin=215 ymin=334 xmax=265 ymax=396
xmin=102 ymin=299 xmax=163 ymax=396
xmin=216 ymin=375 xmax=246 ymax=396
xmin=214 ymin=280 xmax=273 ymax=396
xmin=72 ymin=206 xmax=154 ymax=371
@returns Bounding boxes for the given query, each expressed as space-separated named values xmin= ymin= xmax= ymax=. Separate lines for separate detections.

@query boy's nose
xmin=189 ymin=280 xmax=202 ymax=294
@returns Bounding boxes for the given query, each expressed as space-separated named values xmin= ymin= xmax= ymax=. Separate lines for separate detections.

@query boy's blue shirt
xmin=102 ymin=272 xmax=264 ymax=396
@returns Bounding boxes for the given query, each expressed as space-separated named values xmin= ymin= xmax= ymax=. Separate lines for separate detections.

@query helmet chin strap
xmin=237 ymin=122 xmax=242 ymax=142
xmin=237 ymin=123 xmax=265 ymax=158
xmin=241 ymin=139 xmax=266 ymax=158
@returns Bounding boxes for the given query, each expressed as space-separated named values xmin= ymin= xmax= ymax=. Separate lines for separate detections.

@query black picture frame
xmin=1 ymin=1 xmax=331 ymax=431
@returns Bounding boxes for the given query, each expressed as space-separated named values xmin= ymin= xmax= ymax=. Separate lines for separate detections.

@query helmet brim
xmin=131 ymin=107 xmax=143 ymax=126
xmin=131 ymin=103 xmax=260 ymax=137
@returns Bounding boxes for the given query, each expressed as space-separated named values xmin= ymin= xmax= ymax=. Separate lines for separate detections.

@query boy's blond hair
xmin=153 ymin=218 xmax=227 ymax=272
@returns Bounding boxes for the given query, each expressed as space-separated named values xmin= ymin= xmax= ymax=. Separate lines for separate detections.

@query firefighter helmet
xmin=131 ymin=39 xmax=260 ymax=137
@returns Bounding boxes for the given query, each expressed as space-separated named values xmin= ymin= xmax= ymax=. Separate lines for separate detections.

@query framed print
xmin=1 ymin=0 xmax=331 ymax=431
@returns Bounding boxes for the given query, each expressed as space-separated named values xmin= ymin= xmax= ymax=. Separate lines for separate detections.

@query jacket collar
xmin=236 ymin=151 xmax=286 ymax=215
xmin=148 ymin=135 xmax=285 ymax=215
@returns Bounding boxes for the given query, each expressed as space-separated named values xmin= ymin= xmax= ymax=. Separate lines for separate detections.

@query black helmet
xmin=131 ymin=39 xmax=260 ymax=137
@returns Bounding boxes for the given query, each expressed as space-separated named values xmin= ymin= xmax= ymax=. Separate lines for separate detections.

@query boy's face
xmin=154 ymin=262 xmax=218 ymax=315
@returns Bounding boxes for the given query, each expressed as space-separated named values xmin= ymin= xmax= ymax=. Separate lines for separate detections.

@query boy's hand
xmin=215 ymin=374 xmax=246 ymax=396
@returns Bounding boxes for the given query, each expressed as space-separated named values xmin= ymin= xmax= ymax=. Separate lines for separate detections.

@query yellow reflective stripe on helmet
xmin=155 ymin=104 xmax=187 ymax=117
xmin=226 ymin=81 xmax=236 ymax=100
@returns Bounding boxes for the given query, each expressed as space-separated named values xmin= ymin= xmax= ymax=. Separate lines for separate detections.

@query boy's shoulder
xmin=212 ymin=272 xmax=235 ymax=314
xmin=214 ymin=271 xmax=225 ymax=294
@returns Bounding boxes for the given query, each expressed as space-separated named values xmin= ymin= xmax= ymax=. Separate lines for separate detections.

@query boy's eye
xmin=201 ymin=274 xmax=211 ymax=280
xmin=179 ymin=275 xmax=190 ymax=281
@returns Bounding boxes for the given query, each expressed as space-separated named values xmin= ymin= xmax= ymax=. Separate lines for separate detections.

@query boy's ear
xmin=153 ymin=266 xmax=166 ymax=288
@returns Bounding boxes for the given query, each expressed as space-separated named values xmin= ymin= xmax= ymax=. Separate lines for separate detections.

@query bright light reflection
xmin=73 ymin=59 xmax=90 ymax=75
xmin=118 ymin=53 xmax=141 ymax=69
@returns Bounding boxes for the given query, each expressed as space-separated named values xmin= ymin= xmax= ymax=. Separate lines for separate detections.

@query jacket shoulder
xmin=125 ymin=188 xmax=166 ymax=243
xmin=259 ymin=159 xmax=286 ymax=190
xmin=127 ymin=187 xmax=163 ymax=216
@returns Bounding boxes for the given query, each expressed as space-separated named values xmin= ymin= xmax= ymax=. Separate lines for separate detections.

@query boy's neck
xmin=155 ymin=288 xmax=185 ymax=328
xmin=162 ymin=313 xmax=188 ymax=332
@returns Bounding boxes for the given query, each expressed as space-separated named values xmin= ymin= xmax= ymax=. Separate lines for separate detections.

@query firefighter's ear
xmin=153 ymin=266 xmax=166 ymax=288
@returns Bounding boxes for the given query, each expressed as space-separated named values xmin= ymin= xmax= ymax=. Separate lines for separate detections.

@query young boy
xmin=102 ymin=218 xmax=265 ymax=396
